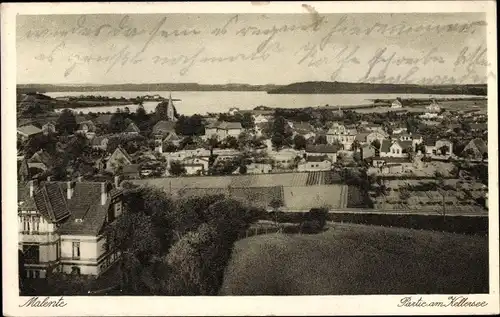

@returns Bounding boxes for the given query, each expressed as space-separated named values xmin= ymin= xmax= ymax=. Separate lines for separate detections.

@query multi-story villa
xmin=18 ymin=179 xmax=123 ymax=279
xmin=326 ymin=122 xmax=357 ymax=150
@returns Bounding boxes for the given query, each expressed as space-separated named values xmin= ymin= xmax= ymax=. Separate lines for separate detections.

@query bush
xmin=301 ymin=220 xmax=321 ymax=234
xmin=307 ymin=208 xmax=328 ymax=229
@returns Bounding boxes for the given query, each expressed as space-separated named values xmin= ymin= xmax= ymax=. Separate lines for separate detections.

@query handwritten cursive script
xmin=20 ymin=13 xmax=490 ymax=85
xmin=19 ymin=296 xmax=67 ymax=308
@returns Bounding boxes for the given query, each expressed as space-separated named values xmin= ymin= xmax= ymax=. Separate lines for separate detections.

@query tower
xmin=167 ymin=93 xmax=176 ymax=121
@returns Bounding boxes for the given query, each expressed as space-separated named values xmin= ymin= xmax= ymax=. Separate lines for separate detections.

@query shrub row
xmin=327 ymin=213 xmax=487 ymax=236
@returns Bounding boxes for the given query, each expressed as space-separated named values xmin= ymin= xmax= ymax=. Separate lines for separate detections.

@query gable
xmin=110 ymin=147 xmax=133 ymax=164
xmin=390 ymin=142 xmax=403 ymax=150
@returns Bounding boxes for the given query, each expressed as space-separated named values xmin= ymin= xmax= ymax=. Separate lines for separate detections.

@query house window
xmin=33 ymin=216 xmax=40 ymax=232
xmin=23 ymin=216 xmax=30 ymax=232
xmin=72 ymin=242 xmax=81 ymax=259
xmin=23 ymin=244 xmax=40 ymax=264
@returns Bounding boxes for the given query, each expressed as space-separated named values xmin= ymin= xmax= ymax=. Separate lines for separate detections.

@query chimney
xmin=67 ymin=181 xmax=74 ymax=199
xmin=114 ymin=175 xmax=121 ymax=189
xmin=47 ymin=176 xmax=52 ymax=182
xmin=101 ymin=183 xmax=107 ymax=206
xmin=29 ymin=180 xmax=34 ymax=197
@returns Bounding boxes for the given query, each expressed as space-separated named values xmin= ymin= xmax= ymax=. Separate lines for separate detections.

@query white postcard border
xmin=2 ymin=1 xmax=498 ymax=316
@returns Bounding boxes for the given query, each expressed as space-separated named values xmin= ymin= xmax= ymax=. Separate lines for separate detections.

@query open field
xmin=371 ymin=179 xmax=487 ymax=214
xmin=131 ymin=172 xmax=311 ymax=189
xmin=220 ymin=222 xmax=488 ymax=295
xmin=283 ymin=185 xmax=347 ymax=210
xmin=131 ymin=174 xmax=348 ymax=210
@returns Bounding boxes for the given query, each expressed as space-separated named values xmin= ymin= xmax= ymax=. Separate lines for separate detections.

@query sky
xmin=17 ymin=13 xmax=488 ymax=85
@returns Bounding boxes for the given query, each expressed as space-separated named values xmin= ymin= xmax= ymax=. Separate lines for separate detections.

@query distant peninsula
xmin=17 ymin=83 xmax=283 ymax=94
xmin=266 ymin=81 xmax=487 ymax=96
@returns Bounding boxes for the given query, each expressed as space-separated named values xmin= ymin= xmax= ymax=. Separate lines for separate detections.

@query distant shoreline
xmin=17 ymin=81 xmax=487 ymax=95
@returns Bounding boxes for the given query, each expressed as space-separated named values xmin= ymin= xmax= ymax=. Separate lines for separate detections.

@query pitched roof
xmin=305 ymin=155 xmax=329 ymax=162
xmin=380 ymin=140 xmax=392 ymax=153
xmin=17 ymin=124 xmax=42 ymax=136
xmin=306 ymin=144 xmax=339 ymax=153
xmin=163 ymin=132 xmax=182 ymax=142
xmin=355 ymin=132 xmax=369 ymax=142
xmin=111 ymin=146 xmax=133 ymax=163
xmin=292 ymin=121 xmax=314 ymax=132
xmin=124 ymin=122 xmax=140 ymax=133
xmin=153 ymin=120 xmax=176 ymax=133
xmin=470 ymin=138 xmax=488 ymax=154
xmin=33 ymin=182 xmax=71 ymax=223
xmin=122 ymin=164 xmax=140 ymax=174
xmin=394 ymin=140 xmax=413 ymax=149
xmin=56 ymin=181 xmax=122 ymax=235
xmin=207 ymin=121 xmax=243 ymax=130
xmin=28 ymin=150 xmax=53 ymax=166
xmin=424 ymin=138 xmax=437 ymax=146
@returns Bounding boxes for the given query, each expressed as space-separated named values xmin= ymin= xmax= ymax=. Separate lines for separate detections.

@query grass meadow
xmin=220 ymin=222 xmax=488 ymax=295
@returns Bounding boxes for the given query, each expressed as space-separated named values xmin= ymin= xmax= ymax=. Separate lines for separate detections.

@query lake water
xmin=46 ymin=91 xmax=483 ymax=116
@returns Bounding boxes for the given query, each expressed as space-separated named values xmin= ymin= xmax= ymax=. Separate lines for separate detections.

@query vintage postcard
xmin=2 ymin=1 xmax=499 ymax=316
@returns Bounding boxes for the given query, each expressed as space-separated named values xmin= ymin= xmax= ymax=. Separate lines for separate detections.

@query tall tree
xmin=175 ymin=115 xmax=205 ymax=136
xmin=56 ymin=109 xmax=77 ymax=135
xmin=169 ymin=160 xmax=186 ymax=176
xmin=241 ymin=113 xmax=255 ymax=130
xmin=293 ymin=134 xmax=307 ymax=150
xmin=351 ymin=139 xmax=361 ymax=152
xmin=315 ymin=134 xmax=328 ymax=145
xmin=271 ymin=133 xmax=285 ymax=150
xmin=109 ymin=112 xmax=128 ymax=133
